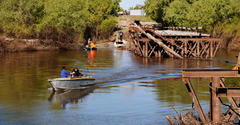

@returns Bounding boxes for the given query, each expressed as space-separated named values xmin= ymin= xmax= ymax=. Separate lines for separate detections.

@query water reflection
xmin=153 ymin=78 xmax=210 ymax=104
xmin=48 ymin=88 xmax=95 ymax=109
xmin=131 ymin=55 xmax=215 ymax=69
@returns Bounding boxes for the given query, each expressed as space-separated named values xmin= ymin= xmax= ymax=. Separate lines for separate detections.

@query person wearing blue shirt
xmin=60 ymin=66 xmax=70 ymax=78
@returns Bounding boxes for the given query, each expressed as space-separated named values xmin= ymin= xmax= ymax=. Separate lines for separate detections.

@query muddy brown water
xmin=0 ymin=49 xmax=238 ymax=125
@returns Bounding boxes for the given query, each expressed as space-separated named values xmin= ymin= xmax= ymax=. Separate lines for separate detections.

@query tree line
xmin=144 ymin=0 xmax=240 ymax=48
xmin=0 ymin=0 xmax=121 ymax=43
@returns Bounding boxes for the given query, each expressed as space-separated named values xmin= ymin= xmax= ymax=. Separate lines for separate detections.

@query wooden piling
xmin=210 ymin=77 xmax=221 ymax=123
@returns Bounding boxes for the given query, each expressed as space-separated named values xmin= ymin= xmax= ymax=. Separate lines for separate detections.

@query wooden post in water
xmin=184 ymin=41 xmax=187 ymax=57
xmin=210 ymin=77 xmax=221 ymax=123
xmin=145 ymin=41 xmax=148 ymax=57
xmin=210 ymin=41 xmax=213 ymax=58
xmin=197 ymin=40 xmax=200 ymax=57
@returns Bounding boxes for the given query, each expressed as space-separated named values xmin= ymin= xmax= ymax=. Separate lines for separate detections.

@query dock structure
xmin=182 ymin=69 xmax=240 ymax=124
xmin=128 ymin=23 xmax=222 ymax=59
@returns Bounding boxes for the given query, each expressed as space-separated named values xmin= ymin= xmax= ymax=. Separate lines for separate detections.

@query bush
xmin=99 ymin=17 xmax=118 ymax=39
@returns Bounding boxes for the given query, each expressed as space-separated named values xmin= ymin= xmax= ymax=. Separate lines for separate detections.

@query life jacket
xmin=88 ymin=40 xmax=96 ymax=48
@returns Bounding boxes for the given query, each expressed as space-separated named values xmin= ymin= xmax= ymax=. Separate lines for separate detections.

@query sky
xmin=120 ymin=0 xmax=145 ymax=10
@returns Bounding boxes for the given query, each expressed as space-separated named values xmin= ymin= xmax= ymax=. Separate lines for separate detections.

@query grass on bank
xmin=117 ymin=15 xmax=156 ymax=22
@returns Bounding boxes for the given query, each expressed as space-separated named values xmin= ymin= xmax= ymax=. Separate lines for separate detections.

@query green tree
xmin=37 ymin=0 xmax=88 ymax=42
xmin=86 ymin=0 xmax=120 ymax=40
xmin=0 ymin=0 xmax=121 ymax=43
xmin=99 ymin=16 xmax=118 ymax=39
xmin=144 ymin=0 xmax=172 ymax=26
xmin=0 ymin=0 xmax=44 ymax=38
xmin=164 ymin=0 xmax=190 ymax=26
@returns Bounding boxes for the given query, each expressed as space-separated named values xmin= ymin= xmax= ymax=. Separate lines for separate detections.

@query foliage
xmin=163 ymin=0 xmax=190 ymax=27
xmin=144 ymin=0 xmax=240 ymax=35
xmin=0 ymin=0 xmax=121 ymax=42
xmin=86 ymin=0 xmax=120 ymax=40
xmin=99 ymin=16 xmax=118 ymax=39
xmin=0 ymin=0 xmax=44 ymax=38
xmin=37 ymin=0 xmax=88 ymax=42
xmin=144 ymin=0 xmax=172 ymax=25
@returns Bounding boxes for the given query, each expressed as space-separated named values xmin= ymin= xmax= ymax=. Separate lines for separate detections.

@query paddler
xmin=88 ymin=38 xmax=96 ymax=48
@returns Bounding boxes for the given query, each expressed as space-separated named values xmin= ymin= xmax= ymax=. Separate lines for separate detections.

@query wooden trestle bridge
xmin=129 ymin=23 xmax=222 ymax=59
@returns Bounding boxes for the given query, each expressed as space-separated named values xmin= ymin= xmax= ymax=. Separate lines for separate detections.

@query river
xmin=0 ymin=48 xmax=238 ymax=125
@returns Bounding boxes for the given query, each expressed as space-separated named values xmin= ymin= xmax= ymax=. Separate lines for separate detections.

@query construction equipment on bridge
xmin=182 ymin=54 xmax=240 ymax=124
xmin=129 ymin=22 xmax=222 ymax=59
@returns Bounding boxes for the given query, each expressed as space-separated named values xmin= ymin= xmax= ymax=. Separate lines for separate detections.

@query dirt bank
xmin=0 ymin=36 xmax=80 ymax=52
xmin=222 ymin=35 xmax=240 ymax=50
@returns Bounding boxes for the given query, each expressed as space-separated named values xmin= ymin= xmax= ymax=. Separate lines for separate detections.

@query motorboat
xmin=114 ymin=40 xmax=127 ymax=48
xmin=48 ymin=76 xmax=95 ymax=91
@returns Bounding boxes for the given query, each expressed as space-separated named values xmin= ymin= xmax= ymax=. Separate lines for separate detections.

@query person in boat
xmin=60 ymin=66 xmax=71 ymax=78
xmin=87 ymin=38 xmax=96 ymax=49
xmin=72 ymin=68 xmax=83 ymax=77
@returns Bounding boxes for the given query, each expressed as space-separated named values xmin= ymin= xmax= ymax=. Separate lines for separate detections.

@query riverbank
xmin=1 ymin=14 xmax=239 ymax=53
xmin=0 ymin=36 xmax=80 ymax=52
xmin=0 ymin=15 xmax=146 ymax=52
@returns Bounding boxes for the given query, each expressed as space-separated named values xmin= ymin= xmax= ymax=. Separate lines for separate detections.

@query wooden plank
xmin=185 ymin=41 xmax=187 ymax=57
xmin=230 ymin=97 xmax=240 ymax=121
xmin=213 ymin=42 xmax=220 ymax=57
xmin=166 ymin=116 xmax=175 ymax=125
xmin=206 ymin=43 xmax=210 ymax=58
xmin=200 ymin=43 xmax=209 ymax=57
xmin=148 ymin=46 xmax=156 ymax=57
xmin=149 ymin=30 xmax=196 ymax=57
xmin=211 ymin=77 xmax=221 ymax=123
xmin=145 ymin=41 xmax=148 ymax=57
xmin=210 ymin=82 xmax=213 ymax=120
xmin=197 ymin=40 xmax=200 ymax=57
xmin=139 ymin=38 xmax=150 ymax=42
xmin=210 ymin=41 xmax=213 ymax=58
xmin=217 ymin=88 xmax=240 ymax=97
xmin=182 ymin=70 xmax=240 ymax=78
xmin=183 ymin=78 xmax=206 ymax=123
xmin=172 ymin=38 xmax=222 ymax=42
xmin=136 ymin=40 xmax=143 ymax=56
xmin=134 ymin=24 xmax=183 ymax=59
xmin=190 ymin=42 xmax=197 ymax=57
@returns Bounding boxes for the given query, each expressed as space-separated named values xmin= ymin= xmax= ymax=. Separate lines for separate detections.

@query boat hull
xmin=48 ymin=77 xmax=95 ymax=91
